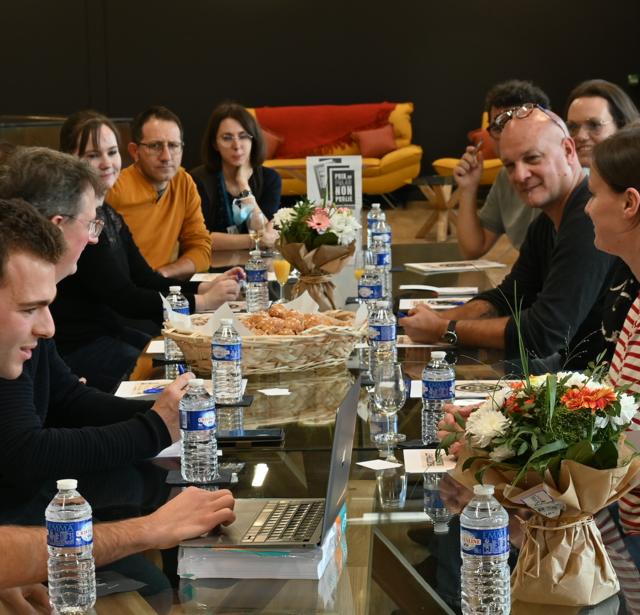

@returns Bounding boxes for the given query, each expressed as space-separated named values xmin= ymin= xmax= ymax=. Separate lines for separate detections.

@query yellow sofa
xmin=431 ymin=112 xmax=503 ymax=186
xmin=247 ymin=103 xmax=423 ymax=196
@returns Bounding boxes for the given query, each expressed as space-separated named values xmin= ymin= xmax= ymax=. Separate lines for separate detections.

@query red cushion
xmin=467 ymin=128 xmax=497 ymax=160
xmin=261 ymin=126 xmax=284 ymax=160
xmin=350 ymin=123 xmax=397 ymax=158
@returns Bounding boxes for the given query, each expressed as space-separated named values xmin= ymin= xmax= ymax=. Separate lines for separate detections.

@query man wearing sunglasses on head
xmin=454 ymin=80 xmax=550 ymax=260
xmin=403 ymin=105 xmax=619 ymax=371
xmin=107 ymin=106 xmax=211 ymax=279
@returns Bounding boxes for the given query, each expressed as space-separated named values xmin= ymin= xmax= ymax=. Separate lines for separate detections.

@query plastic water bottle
xmin=246 ymin=250 xmax=269 ymax=313
xmin=460 ymin=484 xmax=510 ymax=614
xmin=372 ymin=214 xmax=392 ymax=266
xmin=164 ymin=286 xmax=189 ymax=360
xmin=367 ymin=203 xmax=383 ymax=248
xmin=424 ymin=471 xmax=452 ymax=534
xmin=358 ymin=265 xmax=383 ymax=309
xmin=211 ymin=318 xmax=243 ymax=404
xmin=369 ymin=300 xmax=397 ymax=373
xmin=46 ymin=479 xmax=96 ymax=613
xmin=180 ymin=378 xmax=219 ymax=482
xmin=422 ymin=351 xmax=455 ymax=445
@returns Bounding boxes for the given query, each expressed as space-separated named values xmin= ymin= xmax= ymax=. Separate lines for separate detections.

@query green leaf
xmin=565 ymin=440 xmax=595 ymax=465
xmin=312 ymin=232 xmax=339 ymax=249
xmin=517 ymin=441 xmax=528 ymax=456
xmin=439 ymin=425 xmax=458 ymax=432
xmin=455 ymin=412 xmax=466 ymax=430
xmin=528 ymin=440 xmax=568 ymax=463
xmin=593 ymin=440 xmax=618 ymax=469
xmin=531 ymin=433 xmax=538 ymax=451
xmin=546 ymin=374 xmax=557 ymax=424
xmin=439 ymin=432 xmax=458 ymax=452
xmin=547 ymin=454 xmax=562 ymax=487
xmin=462 ymin=456 xmax=485 ymax=472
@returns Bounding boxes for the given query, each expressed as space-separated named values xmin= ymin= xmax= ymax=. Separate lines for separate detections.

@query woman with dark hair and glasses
xmin=52 ymin=110 xmax=243 ymax=392
xmin=565 ymin=79 xmax=640 ymax=169
xmin=190 ymin=102 xmax=281 ymax=251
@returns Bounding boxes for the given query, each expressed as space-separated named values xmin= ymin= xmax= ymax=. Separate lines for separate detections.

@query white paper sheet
xmin=398 ymin=285 xmax=478 ymax=295
xmin=405 ymin=260 xmax=506 ymax=274
xmin=116 ymin=379 xmax=247 ymax=399
xmin=357 ymin=459 xmax=402 ymax=470
xmin=146 ymin=340 xmax=165 ymax=354
xmin=399 ymin=298 xmax=471 ymax=311
xmin=403 ymin=449 xmax=457 ymax=473
xmin=257 ymin=388 xmax=291 ymax=396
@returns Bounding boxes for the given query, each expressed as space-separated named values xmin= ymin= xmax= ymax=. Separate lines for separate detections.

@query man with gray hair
xmin=403 ymin=105 xmax=619 ymax=370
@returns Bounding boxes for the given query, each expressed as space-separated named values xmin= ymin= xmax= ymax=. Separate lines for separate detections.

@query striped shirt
xmin=609 ymin=293 xmax=640 ymax=535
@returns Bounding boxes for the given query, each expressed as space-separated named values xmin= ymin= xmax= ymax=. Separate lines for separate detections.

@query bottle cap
xmin=220 ymin=318 xmax=234 ymax=325
xmin=365 ymin=265 xmax=374 ymax=270
xmin=375 ymin=301 xmax=388 ymax=307
xmin=473 ymin=484 xmax=495 ymax=496
xmin=57 ymin=479 xmax=77 ymax=490
xmin=372 ymin=203 xmax=381 ymax=209
xmin=188 ymin=378 xmax=204 ymax=387
xmin=431 ymin=351 xmax=446 ymax=360
xmin=434 ymin=522 xmax=450 ymax=534
xmin=250 ymin=250 xmax=261 ymax=256
xmin=169 ymin=286 xmax=181 ymax=292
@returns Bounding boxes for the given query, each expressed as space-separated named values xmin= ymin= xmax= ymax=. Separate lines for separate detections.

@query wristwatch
xmin=442 ymin=320 xmax=458 ymax=345
xmin=238 ymin=189 xmax=253 ymax=199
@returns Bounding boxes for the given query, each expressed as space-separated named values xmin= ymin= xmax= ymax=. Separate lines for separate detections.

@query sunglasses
xmin=489 ymin=103 xmax=568 ymax=139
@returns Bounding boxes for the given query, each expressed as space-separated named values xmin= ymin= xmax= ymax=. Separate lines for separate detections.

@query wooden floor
xmin=362 ymin=200 xmax=518 ymax=282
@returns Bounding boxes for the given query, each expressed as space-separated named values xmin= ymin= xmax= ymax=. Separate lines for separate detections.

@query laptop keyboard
xmin=241 ymin=500 xmax=325 ymax=544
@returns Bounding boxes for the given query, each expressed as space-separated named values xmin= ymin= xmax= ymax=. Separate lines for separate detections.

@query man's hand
xmin=438 ymin=473 xmax=474 ymax=515
xmin=197 ymin=267 xmax=245 ymax=294
xmin=453 ymin=146 xmax=485 ymax=191
xmin=259 ymin=221 xmax=280 ymax=249
xmin=437 ymin=402 xmax=479 ymax=456
xmin=151 ymin=372 xmax=194 ymax=442
xmin=147 ymin=487 xmax=236 ymax=549
xmin=201 ymin=279 xmax=241 ymax=310
xmin=0 ymin=584 xmax=52 ymax=615
xmin=401 ymin=304 xmax=448 ymax=344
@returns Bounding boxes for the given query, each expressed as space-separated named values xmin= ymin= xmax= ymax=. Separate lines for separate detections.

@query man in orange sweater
xmin=107 ymin=106 xmax=211 ymax=278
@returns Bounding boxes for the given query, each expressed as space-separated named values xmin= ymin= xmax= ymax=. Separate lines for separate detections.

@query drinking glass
xmin=376 ymin=466 xmax=407 ymax=509
xmin=373 ymin=363 xmax=407 ymax=461
xmin=354 ymin=250 xmax=368 ymax=281
xmin=248 ymin=212 xmax=266 ymax=250
xmin=272 ymin=250 xmax=291 ymax=304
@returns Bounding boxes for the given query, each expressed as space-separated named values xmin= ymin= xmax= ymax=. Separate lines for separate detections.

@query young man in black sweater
xmin=402 ymin=106 xmax=618 ymax=370
xmin=0 ymin=199 xmax=235 ymax=611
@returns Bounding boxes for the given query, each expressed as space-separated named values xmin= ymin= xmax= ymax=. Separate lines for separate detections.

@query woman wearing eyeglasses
xmin=565 ymin=79 xmax=640 ymax=169
xmin=190 ymin=102 xmax=281 ymax=250
xmin=565 ymin=82 xmax=640 ymax=363
xmin=51 ymin=111 xmax=244 ymax=392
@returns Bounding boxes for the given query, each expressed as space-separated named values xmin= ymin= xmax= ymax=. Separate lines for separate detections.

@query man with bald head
xmin=403 ymin=105 xmax=619 ymax=370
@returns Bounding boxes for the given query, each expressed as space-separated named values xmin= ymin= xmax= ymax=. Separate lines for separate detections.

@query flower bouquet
xmin=272 ymin=198 xmax=361 ymax=311
xmin=442 ymin=361 xmax=640 ymax=608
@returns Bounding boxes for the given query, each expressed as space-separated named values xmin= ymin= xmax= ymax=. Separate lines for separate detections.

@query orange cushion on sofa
xmin=467 ymin=128 xmax=497 ymax=160
xmin=261 ymin=127 xmax=284 ymax=160
xmin=351 ymin=123 xmax=397 ymax=158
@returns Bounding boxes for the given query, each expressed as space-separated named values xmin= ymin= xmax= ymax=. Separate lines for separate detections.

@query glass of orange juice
xmin=354 ymin=250 xmax=371 ymax=280
xmin=272 ymin=251 xmax=291 ymax=304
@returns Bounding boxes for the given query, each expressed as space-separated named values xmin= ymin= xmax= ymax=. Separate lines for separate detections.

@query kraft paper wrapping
xmin=282 ymin=241 xmax=356 ymax=312
xmin=452 ymin=438 xmax=640 ymax=610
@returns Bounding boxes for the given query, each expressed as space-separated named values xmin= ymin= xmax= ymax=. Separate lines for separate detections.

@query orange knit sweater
xmin=107 ymin=165 xmax=211 ymax=272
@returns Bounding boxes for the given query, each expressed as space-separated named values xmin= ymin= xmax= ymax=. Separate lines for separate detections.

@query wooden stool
xmin=410 ymin=175 xmax=459 ymax=241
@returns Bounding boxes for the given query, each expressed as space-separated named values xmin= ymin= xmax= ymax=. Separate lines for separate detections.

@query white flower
xmin=489 ymin=444 xmax=516 ymax=462
xmin=616 ymin=393 xmax=640 ymax=427
xmin=329 ymin=212 xmax=361 ymax=246
xmin=272 ymin=207 xmax=296 ymax=229
xmin=465 ymin=407 xmax=511 ymax=448
xmin=485 ymin=387 xmax=514 ymax=411
xmin=557 ymin=371 xmax=589 ymax=388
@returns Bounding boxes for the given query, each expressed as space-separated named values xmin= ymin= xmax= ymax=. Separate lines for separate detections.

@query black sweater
xmin=51 ymin=203 xmax=201 ymax=356
xmin=473 ymin=178 xmax=619 ymax=368
xmin=0 ymin=338 xmax=170 ymax=488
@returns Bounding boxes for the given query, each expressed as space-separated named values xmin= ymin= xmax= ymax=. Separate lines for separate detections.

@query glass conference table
xmin=0 ymin=243 xmax=624 ymax=615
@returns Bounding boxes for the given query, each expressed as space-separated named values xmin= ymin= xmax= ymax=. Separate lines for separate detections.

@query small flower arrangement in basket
xmin=272 ymin=197 xmax=361 ymax=311
xmin=442 ymin=353 xmax=640 ymax=609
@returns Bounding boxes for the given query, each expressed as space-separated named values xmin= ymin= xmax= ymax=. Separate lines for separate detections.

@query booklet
xmin=404 ymin=260 xmax=506 ymax=274
xmin=398 ymin=297 xmax=471 ymax=311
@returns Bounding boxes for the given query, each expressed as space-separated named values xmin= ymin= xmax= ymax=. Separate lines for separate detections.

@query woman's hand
xmin=258 ymin=221 xmax=280 ymax=249
xmin=198 ymin=267 xmax=245 ymax=293
xmin=201 ymin=279 xmax=241 ymax=311
xmin=437 ymin=403 xmax=479 ymax=456
xmin=235 ymin=160 xmax=253 ymax=190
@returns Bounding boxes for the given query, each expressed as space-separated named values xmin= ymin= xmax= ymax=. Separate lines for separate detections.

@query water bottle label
xmin=370 ymin=415 xmax=398 ymax=436
xmin=373 ymin=232 xmax=391 ymax=244
xmin=367 ymin=218 xmax=376 ymax=228
xmin=424 ymin=488 xmax=445 ymax=510
xmin=180 ymin=409 xmax=216 ymax=431
xmin=422 ymin=379 xmax=455 ymax=400
xmin=246 ymin=269 xmax=267 ymax=283
xmin=173 ymin=307 xmax=190 ymax=315
xmin=376 ymin=252 xmax=390 ymax=266
xmin=47 ymin=519 xmax=93 ymax=547
xmin=369 ymin=324 xmax=396 ymax=342
xmin=358 ymin=284 xmax=383 ymax=299
xmin=460 ymin=526 xmax=509 ymax=556
xmin=212 ymin=343 xmax=242 ymax=361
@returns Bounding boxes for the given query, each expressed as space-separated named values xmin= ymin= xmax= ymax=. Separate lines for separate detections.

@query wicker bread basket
xmin=163 ymin=309 xmax=366 ymax=376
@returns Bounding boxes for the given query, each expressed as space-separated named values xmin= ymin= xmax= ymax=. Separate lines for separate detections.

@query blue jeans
xmin=63 ymin=327 xmax=152 ymax=393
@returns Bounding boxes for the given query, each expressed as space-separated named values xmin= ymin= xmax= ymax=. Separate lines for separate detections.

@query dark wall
xmin=3 ymin=0 xmax=640 ymax=172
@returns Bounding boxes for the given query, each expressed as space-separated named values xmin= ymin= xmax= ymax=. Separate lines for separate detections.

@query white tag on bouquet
xmin=519 ymin=486 xmax=566 ymax=518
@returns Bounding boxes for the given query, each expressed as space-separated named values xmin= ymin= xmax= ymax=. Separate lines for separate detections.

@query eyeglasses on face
xmin=136 ymin=141 xmax=184 ymax=156
xmin=565 ymin=118 xmax=613 ymax=137
xmin=59 ymin=214 xmax=104 ymax=239
xmin=488 ymin=103 xmax=568 ymax=139
xmin=217 ymin=133 xmax=253 ymax=148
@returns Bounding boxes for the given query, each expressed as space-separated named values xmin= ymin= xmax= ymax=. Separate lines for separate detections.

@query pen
xmin=237 ymin=273 xmax=243 ymax=280
xmin=178 ymin=364 xmax=185 ymax=375
xmin=143 ymin=385 xmax=167 ymax=394
xmin=397 ymin=312 xmax=407 ymax=318
xmin=471 ymin=139 xmax=484 ymax=158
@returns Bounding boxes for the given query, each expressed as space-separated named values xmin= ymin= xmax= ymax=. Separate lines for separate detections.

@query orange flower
xmin=560 ymin=387 xmax=617 ymax=413
xmin=510 ymin=381 xmax=525 ymax=391
xmin=505 ymin=393 xmax=535 ymax=415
